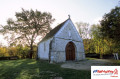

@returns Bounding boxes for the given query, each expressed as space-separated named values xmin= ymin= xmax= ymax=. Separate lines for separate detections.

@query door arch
xmin=66 ymin=41 xmax=75 ymax=60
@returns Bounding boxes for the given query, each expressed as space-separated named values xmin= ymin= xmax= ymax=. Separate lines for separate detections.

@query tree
xmin=76 ymin=22 xmax=89 ymax=54
xmin=90 ymin=24 xmax=107 ymax=58
xmin=90 ymin=24 xmax=118 ymax=58
xmin=0 ymin=8 xmax=55 ymax=58
xmin=76 ymin=22 xmax=89 ymax=39
xmin=100 ymin=6 xmax=120 ymax=45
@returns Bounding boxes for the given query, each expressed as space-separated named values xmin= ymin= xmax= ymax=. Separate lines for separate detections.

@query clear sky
xmin=0 ymin=0 xmax=119 ymax=45
xmin=0 ymin=0 xmax=119 ymax=26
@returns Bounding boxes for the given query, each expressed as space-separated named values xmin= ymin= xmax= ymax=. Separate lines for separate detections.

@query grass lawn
xmin=0 ymin=59 xmax=90 ymax=79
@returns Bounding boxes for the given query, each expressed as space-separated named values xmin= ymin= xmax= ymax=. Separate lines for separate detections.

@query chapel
xmin=38 ymin=17 xmax=85 ymax=63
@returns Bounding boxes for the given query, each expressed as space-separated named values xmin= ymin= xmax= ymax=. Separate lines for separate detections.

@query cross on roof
xmin=68 ymin=15 xmax=70 ymax=19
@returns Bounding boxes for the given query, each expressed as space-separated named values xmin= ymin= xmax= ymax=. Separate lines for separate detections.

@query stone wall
xmin=50 ymin=51 xmax=66 ymax=63
xmin=38 ymin=38 xmax=53 ymax=60
xmin=55 ymin=22 xmax=82 ymax=42
xmin=38 ymin=19 xmax=85 ymax=63
xmin=50 ymin=37 xmax=85 ymax=62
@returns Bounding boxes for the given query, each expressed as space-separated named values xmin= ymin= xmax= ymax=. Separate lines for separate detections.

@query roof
xmin=40 ymin=19 xmax=69 ymax=42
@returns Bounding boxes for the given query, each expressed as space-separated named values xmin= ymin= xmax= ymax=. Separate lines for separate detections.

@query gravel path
xmin=61 ymin=59 xmax=113 ymax=70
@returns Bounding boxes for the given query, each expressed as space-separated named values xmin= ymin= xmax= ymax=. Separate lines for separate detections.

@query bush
xmin=86 ymin=53 xmax=100 ymax=58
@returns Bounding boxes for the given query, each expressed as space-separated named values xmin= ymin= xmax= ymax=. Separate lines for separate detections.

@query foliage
xmin=76 ymin=22 xmax=89 ymax=39
xmin=100 ymin=6 xmax=120 ymax=46
xmin=0 ymin=8 xmax=55 ymax=58
xmin=83 ymin=39 xmax=95 ymax=54
xmin=76 ymin=22 xmax=91 ymax=55
xmin=76 ymin=6 xmax=120 ymax=57
xmin=89 ymin=24 xmax=120 ymax=58
xmin=0 ymin=45 xmax=37 ymax=59
xmin=0 ymin=47 xmax=8 ymax=57
xmin=0 ymin=59 xmax=91 ymax=79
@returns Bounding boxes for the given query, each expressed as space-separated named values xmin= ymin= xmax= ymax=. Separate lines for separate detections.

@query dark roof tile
xmin=40 ymin=19 xmax=69 ymax=42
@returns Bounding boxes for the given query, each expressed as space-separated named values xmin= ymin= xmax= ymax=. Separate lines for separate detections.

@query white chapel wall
xmin=51 ymin=38 xmax=85 ymax=62
xmin=38 ymin=38 xmax=52 ymax=60
xmin=55 ymin=21 xmax=83 ymax=42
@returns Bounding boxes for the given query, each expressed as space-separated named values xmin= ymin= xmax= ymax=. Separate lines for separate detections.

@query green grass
xmin=86 ymin=57 xmax=98 ymax=60
xmin=108 ymin=60 xmax=120 ymax=65
xmin=0 ymin=59 xmax=90 ymax=79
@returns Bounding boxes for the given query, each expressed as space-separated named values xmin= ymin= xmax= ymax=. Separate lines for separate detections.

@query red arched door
xmin=66 ymin=42 xmax=75 ymax=60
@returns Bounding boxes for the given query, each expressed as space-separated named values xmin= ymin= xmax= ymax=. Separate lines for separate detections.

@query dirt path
xmin=61 ymin=59 xmax=113 ymax=70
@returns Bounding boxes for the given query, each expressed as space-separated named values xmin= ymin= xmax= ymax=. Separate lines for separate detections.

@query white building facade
xmin=38 ymin=18 xmax=85 ymax=63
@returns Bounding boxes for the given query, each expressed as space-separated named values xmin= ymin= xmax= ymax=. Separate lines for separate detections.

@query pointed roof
xmin=40 ymin=19 xmax=69 ymax=42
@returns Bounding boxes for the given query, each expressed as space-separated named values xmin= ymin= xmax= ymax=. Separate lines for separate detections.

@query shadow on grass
xmin=0 ymin=59 xmax=91 ymax=79
xmin=34 ymin=60 xmax=90 ymax=79
xmin=0 ymin=59 xmax=37 ymax=79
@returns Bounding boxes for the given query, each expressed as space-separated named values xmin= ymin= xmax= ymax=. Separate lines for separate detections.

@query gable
xmin=54 ymin=19 xmax=82 ymax=42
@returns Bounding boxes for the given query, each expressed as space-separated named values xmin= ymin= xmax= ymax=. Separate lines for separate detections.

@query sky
xmin=0 ymin=0 xmax=119 ymax=46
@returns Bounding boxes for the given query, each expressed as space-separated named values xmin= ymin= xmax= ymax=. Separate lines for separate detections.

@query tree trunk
xmin=36 ymin=46 xmax=39 ymax=60
xmin=29 ymin=44 xmax=33 ymax=59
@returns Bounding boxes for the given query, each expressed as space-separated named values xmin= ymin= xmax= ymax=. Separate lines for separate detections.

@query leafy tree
xmin=90 ymin=24 xmax=107 ymax=58
xmin=76 ymin=22 xmax=90 ymax=53
xmin=0 ymin=47 xmax=8 ymax=57
xmin=0 ymin=8 xmax=55 ymax=58
xmin=83 ymin=39 xmax=95 ymax=54
xmin=90 ymin=24 xmax=118 ymax=58
xmin=16 ymin=45 xmax=30 ymax=59
xmin=76 ymin=22 xmax=89 ymax=39
xmin=100 ymin=6 xmax=120 ymax=45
